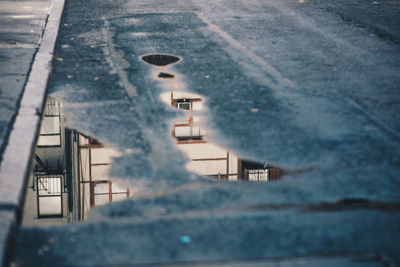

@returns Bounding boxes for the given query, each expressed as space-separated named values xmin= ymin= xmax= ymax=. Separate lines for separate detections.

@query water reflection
xmin=22 ymin=55 xmax=283 ymax=226
xmin=160 ymin=91 xmax=283 ymax=182
xmin=152 ymin=54 xmax=283 ymax=182
xmin=21 ymin=97 xmax=130 ymax=226
xmin=141 ymin=54 xmax=181 ymax=67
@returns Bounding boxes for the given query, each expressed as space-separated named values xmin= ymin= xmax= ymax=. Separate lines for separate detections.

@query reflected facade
xmin=22 ymin=79 xmax=282 ymax=225
xmin=161 ymin=90 xmax=282 ymax=182
xmin=143 ymin=53 xmax=283 ymax=183
xmin=22 ymin=97 xmax=130 ymax=226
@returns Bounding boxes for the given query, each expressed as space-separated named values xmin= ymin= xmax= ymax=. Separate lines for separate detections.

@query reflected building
xmin=141 ymin=53 xmax=283 ymax=183
xmin=22 ymin=91 xmax=282 ymax=226
xmin=21 ymin=97 xmax=130 ymax=226
xmin=164 ymin=91 xmax=283 ymax=182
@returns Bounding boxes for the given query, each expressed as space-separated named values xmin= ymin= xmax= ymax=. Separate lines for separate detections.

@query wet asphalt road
xmin=10 ymin=0 xmax=400 ymax=265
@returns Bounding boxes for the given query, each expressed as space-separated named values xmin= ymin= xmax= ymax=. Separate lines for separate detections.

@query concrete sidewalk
xmin=0 ymin=0 xmax=64 ymax=265
xmin=0 ymin=0 xmax=50 ymax=163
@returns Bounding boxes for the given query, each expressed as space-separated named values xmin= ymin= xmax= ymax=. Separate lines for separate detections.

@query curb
xmin=0 ymin=0 xmax=66 ymax=265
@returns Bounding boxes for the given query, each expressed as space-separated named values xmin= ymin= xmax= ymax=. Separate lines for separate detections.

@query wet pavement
xmin=0 ymin=0 xmax=51 ymax=162
xmin=0 ymin=0 xmax=53 ymax=265
xmin=1 ymin=0 xmax=400 ymax=266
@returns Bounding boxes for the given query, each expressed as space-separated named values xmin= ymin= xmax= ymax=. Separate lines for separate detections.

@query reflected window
xmin=175 ymin=126 xmax=202 ymax=138
xmin=90 ymin=181 xmax=130 ymax=207
xmin=240 ymin=160 xmax=283 ymax=182
xmin=37 ymin=98 xmax=61 ymax=147
xmin=36 ymin=174 xmax=63 ymax=217
xmin=176 ymin=102 xmax=190 ymax=110
xmin=246 ymin=169 xmax=269 ymax=182
xmin=171 ymin=95 xmax=206 ymax=141
xmin=78 ymin=134 xmax=131 ymax=208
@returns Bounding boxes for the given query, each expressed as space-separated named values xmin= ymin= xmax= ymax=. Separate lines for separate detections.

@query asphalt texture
xmin=9 ymin=0 xmax=400 ymax=266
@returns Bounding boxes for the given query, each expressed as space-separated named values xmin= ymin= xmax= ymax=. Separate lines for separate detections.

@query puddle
xmin=145 ymin=54 xmax=283 ymax=182
xmin=141 ymin=54 xmax=181 ymax=67
xmin=21 ymin=54 xmax=283 ymax=226
xmin=158 ymin=72 xmax=175 ymax=79
xmin=160 ymin=91 xmax=283 ymax=182
xmin=21 ymin=97 xmax=131 ymax=226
